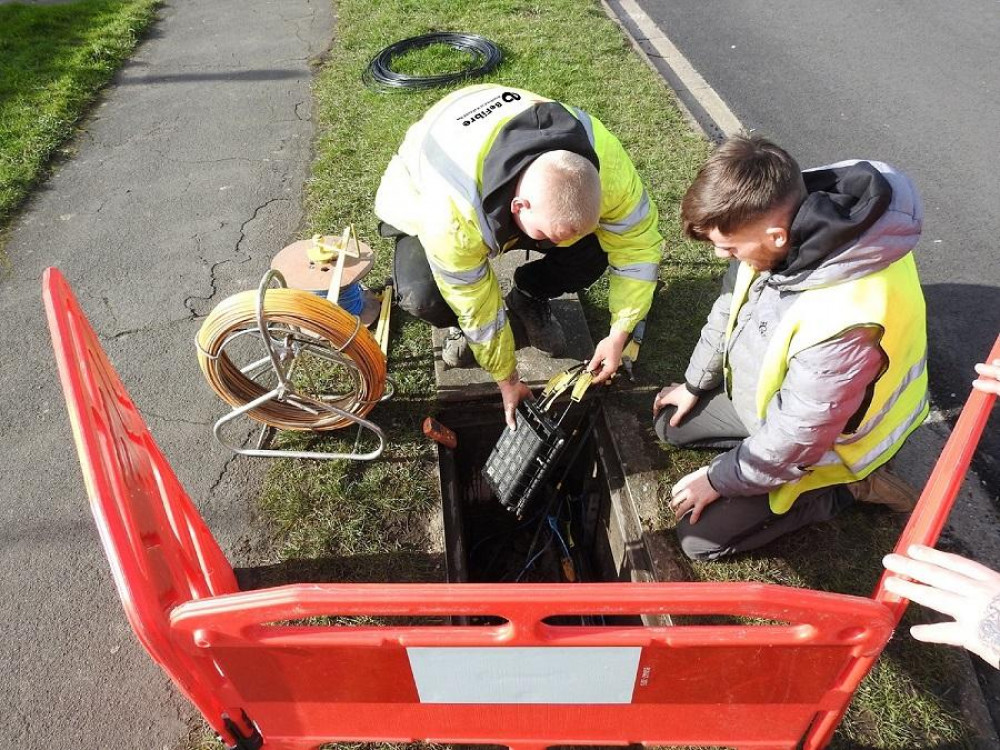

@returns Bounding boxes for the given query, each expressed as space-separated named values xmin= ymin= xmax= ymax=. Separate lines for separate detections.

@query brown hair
xmin=681 ymin=134 xmax=806 ymax=240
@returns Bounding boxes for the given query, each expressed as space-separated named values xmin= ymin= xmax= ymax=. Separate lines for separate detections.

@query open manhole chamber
xmin=435 ymin=395 xmax=664 ymax=625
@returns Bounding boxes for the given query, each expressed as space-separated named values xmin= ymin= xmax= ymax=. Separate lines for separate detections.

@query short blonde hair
xmin=530 ymin=150 xmax=602 ymax=235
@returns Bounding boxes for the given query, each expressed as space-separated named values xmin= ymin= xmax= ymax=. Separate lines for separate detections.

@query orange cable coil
xmin=196 ymin=288 xmax=386 ymax=431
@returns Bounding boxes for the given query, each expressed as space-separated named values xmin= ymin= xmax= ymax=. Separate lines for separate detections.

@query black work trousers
xmin=387 ymin=225 xmax=607 ymax=328
xmin=654 ymin=387 xmax=855 ymax=561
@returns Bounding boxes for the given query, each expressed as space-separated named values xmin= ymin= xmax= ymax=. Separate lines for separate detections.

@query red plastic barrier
xmin=43 ymin=267 xmax=998 ymax=750
xmin=804 ymin=333 xmax=1000 ymax=747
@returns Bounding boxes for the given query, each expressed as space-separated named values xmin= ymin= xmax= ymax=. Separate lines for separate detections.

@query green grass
xmin=253 ymin=0 xmax=713 ymax=583
xmin=198 ymin=0 xmax=976 ymax=748
xmin=0 ymin=0 xmax=158 ymax=239
xmin=257 ymin=0 xmax=712 ymax=588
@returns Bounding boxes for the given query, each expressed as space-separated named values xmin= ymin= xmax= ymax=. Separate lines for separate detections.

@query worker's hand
xmin=883 ymin=544 xmax=1000 ymax=668
xmin=497 ymin=371 xmax=533 ymax=430
xmin=669 ymin=466 xmax=720 ymax=525
xmin=653 ymin=383 xmax=700 ymax=426
xmin=973 ymin=360 xmax=1000 ymax=396
xmin=588 ymin=329 xmax=630 ymax=384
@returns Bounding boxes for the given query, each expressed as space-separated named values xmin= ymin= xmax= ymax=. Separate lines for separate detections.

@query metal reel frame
xmin=211 ymin=270 xmax=389 ymax=461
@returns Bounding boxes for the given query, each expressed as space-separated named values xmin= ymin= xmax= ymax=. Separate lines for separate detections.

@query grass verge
xmin=0 ymin=0 xmax=158 ymax=247
xmin=252 ymin=0 xmax=710 ymax=586
xmin=206 ymin=0 xmax=975 ymax=748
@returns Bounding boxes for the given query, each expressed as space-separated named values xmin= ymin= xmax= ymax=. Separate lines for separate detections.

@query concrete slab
xmin=431 ymin=249 xmax=595 ymax=402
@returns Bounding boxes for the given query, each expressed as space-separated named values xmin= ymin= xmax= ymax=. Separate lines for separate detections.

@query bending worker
xmin=376 ymin=85 xmax=662 ymax=427
xmin=653 ymin=134 xmax=928 ymax=560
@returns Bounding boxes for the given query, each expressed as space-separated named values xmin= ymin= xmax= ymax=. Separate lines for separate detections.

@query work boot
xmin=845 ymin=463 xmax=920 ymax=513
xmin=505 ymin=287 xmax=566 ymax=357
xmin=441 ymin=327 xmax=475 ymax=368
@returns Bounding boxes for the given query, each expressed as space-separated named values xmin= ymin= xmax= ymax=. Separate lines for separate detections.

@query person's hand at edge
xmin=883 ymin=544 xmax=1000 ymax=668
xmin=498 ymin=370 xmax=533 ymax=430
xmin=588 ymin=329 xmax=630 ymax=384
xmin=653 ymin=382 xmax=700 ymax=426
xmin=669 ymin=466 xmax=720 ymax=525
xmin=973 ymin=359 xmax=1000 ymax=396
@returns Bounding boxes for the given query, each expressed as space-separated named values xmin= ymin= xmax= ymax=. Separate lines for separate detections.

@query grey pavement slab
xmin=0 ymin=1 xmax=333 ymax=747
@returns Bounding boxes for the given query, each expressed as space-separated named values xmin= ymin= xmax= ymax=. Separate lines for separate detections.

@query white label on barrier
xmin=406 ymin=646 xmax=641 ymax=704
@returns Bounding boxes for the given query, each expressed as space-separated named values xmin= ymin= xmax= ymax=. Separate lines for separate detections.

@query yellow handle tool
xmin=374 ymin=280 xmax=393 ymax=356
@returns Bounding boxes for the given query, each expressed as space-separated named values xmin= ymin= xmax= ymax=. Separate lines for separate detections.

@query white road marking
xmin=608 ymin=0 xmax=744 ymax=137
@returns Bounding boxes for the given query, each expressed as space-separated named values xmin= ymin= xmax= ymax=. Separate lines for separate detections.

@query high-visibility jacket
xmin=376 ymin=85 xmax=663 ymax=381
xmin=724 ymin=253 xmax=929 ymax=513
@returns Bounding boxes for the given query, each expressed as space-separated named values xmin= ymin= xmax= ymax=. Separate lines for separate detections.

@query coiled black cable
xmin=363 ymin=32 xmax=502 ymax=91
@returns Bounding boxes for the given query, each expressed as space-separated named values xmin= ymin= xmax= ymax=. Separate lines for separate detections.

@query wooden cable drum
xmin=197 ymin=287 xmax=386 ymax=431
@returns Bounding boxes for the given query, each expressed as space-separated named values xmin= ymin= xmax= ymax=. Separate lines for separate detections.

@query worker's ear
xmin=766 ymin=225 xmax=788 ymax=249
xmin=511 ymin=196 xmax=529 ymax=216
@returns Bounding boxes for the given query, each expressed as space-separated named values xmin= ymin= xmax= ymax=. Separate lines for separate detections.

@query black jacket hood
xmin=780 ymin=161 xmax=893 ymax=277
xmin=480 ymin=101 xmax=598 ymax=249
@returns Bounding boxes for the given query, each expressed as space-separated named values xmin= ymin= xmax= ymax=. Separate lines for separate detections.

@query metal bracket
xmin=222 ymin=710 xmax=263 ymax=750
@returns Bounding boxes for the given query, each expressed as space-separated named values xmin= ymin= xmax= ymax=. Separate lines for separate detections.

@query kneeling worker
xmin=376 ymin=85 xmax=663 ymax=427
xmin=653 ymin=134 xmax=928 ymax=560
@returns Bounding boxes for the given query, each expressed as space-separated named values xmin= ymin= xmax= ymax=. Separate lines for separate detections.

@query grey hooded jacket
xmin=683 ymin=160 xmax=925 ymax=499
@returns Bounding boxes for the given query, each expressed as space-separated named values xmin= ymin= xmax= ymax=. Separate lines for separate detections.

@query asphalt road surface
xmin=632 ymin=0 xmax=1000 ymax=481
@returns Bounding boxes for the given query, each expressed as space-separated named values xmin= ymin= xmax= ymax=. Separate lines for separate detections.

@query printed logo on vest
xmin=456 ymin=91 xmax=522 ymax=127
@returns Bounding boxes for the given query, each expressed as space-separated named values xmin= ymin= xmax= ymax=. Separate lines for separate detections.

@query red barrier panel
xmin=804 ymin=333 xmax=1000 ymax=747
xmin=43 ymin=269 xmax=252 ymax=742
xmin=43 ymin=267 xmax=998 ymax=750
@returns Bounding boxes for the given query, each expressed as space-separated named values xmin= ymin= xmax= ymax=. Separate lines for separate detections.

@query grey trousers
xmin=654 ymin=387 xmax=854 ymax=560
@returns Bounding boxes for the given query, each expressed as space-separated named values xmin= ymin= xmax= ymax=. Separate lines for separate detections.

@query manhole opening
xmin=437 ymin=399 xmax=657 ymax=624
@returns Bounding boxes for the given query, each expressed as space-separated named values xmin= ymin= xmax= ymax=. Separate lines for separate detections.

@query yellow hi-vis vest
xmin=723 ymin=254 xmax=929 ymax=513
xmin=375 ymin=85 xmax=662 ymax=381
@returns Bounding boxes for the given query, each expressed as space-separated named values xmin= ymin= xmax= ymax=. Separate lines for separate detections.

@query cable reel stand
xmin=196 ymin=228 xmax=392 ymax=461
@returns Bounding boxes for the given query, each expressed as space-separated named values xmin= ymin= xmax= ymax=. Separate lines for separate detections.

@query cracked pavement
xmin=0 ymin=0 xmax=333 ymax=747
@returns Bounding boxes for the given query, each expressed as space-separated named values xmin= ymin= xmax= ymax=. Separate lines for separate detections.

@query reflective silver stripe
xmin=600 ymin=190 xmax=651 ymax=234
xmin=809 ymin=391 xmax=929 ymax=473
xmin=462 ymin=307 xmax=507 ymax=344
xmin=609 ymin=261 xmax=658 ymax=282
xmin=429 ymin=258 xmax=489 ymax=286
xmin=812 ymin=451 xmax=843 ymax=468
xmin=839 ymin=356 xmax=927 ymax=445
xmin=422 ymin=133 xmax=500 ymax=253
xmin=570 ymin=106 xmax=595 ymax=146
xmin=844 ymin=392 xmax=929 ymax=475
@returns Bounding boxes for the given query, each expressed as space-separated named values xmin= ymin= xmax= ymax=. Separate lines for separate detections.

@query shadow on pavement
xmin=117 ymin=69 xmax=305 ymax=85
